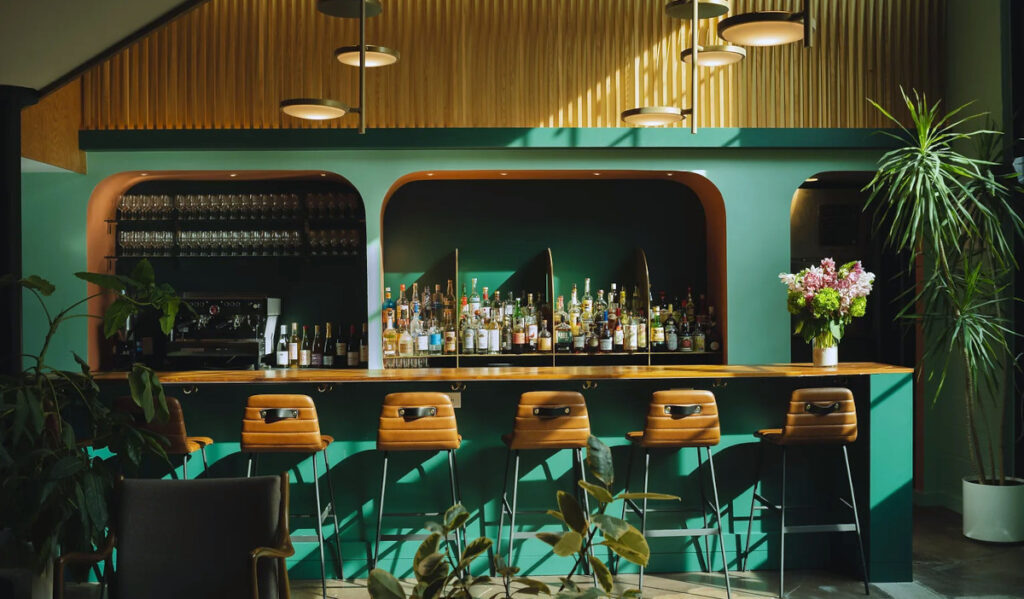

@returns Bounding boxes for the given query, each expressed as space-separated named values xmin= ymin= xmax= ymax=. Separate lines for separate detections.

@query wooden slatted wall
xmin=81 ymin=0 xmax=944 ymax=130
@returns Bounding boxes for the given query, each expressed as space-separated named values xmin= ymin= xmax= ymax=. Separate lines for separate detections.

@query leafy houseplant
xmin=0 ymin=259 xmax=184 ymax=575
xmin=368 ymin=436 xmax=678 ymax=599
xmin=865 ymin=89 xmax=1024 ymax=539
xmin=779 ymin=257 xmax=875 ymax=366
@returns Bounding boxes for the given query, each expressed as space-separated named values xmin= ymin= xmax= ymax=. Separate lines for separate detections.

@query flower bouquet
xmin=779 ymin=258 xmax=875 ymax=366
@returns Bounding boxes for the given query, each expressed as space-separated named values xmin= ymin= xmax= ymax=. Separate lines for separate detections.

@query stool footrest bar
xmin=644 ymin=527 xmax=719 ymax=538
xmin=781 ymin=523 xmax=857 ymax=534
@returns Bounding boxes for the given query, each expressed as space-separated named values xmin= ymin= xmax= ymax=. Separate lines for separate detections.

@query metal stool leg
xmin=324 ymin=448 xmax=345 ymax=580
xmin=182 ymin=454 xmax=188 ymax=480
xmin=494 ymin=448 xmax=512 ymax=575
xmin=312 ymin=452 xmax=328 ymax=598
xmin=451 ymin=449 xmax=466 ymax=556
xmin=447 ymin=449 xmax=465 ymax=556
xmin=779 ymin=446 xmax=787 ymax=598
xmin=697 ymin=448 xmax=712 ymax=572
xmin=706 ymin=447 xmax=732 ymax=599
xmin=200 ymin=445 xmax=209 ymax=474
xmin=246 ymin=453 xmax=254 ymax=478
xmin=506 ymin=451 xmax=521 ymax=567
xmin=575 ymin=447 xmax=597 ymax=584
xmin=638 ymin=448 xmax=651 ymax=591
xmin=843 ymin=446 xmax=870 ymax=596
xmin=372 ymin=451 xmax=389 ymax=570
xmin=742 ymin=442 xmax=764 ymax=570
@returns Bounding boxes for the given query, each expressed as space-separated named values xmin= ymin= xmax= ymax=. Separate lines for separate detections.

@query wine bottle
xmin=323 ymin=323 xmax=336 ymax=368
xmin=300 ymin=325 xmax=312 ymax=367
xmin=358 ymin=322 xmax=368 ymax=365
xmin=311 ymin=324 xmax=325 ymax=367
xmin=288 ymin=322 xmax=300 ymax=368
xmin=347 ymin=324 xmax=360 ymax=367
xmin=276 ymin=324 xmax=289 ymax=367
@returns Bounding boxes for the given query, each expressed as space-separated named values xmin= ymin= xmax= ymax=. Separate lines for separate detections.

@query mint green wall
xmin=22 ymin=147 xmax=882 ymax=370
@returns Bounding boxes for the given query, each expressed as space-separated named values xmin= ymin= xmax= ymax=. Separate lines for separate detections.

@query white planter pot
xmin=812 ymin=342 xmax=838 ymax=367
xmin=962 ymin=476 xmax=1024 ymax=542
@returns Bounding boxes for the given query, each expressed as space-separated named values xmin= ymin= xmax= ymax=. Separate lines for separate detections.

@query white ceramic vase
xmin=962 ymin=476 xmax=1024 ymax=542
xmin=812 ymin=341 xmax=838 ymax=367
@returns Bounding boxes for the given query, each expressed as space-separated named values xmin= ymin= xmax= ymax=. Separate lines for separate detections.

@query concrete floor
xmin=65 ymin=507 xmax=1024 ymax=599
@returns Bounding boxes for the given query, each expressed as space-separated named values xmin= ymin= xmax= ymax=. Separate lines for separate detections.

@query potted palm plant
xmin=865 ymin=89 xmax=1024 ymax=542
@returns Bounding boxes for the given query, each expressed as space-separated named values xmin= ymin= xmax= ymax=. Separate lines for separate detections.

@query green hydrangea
xmin=850 ymin=296 xmax=867 ymax=318
xmin=786 ymin=290 xmax=806 ymax=315
xmin=811 ymin=288 xmax=840 ymax=318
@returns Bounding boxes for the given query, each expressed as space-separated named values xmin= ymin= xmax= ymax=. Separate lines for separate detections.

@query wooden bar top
xmin=92 ymin=362 xmax=913 ymax=384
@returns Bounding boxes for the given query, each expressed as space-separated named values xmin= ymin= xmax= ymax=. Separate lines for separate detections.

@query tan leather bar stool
xmin=241 ymin=394 xmax=342 ymax=598
xmin=373 ymin=392 xmax=463 ymax=570
xmin=619 ymin=389 xmax=731 ymax=596
xmin=496 ymin=391 xmax=596 ymax=580
xmin=114 ymin=396 xmax=213 ymax=479
xmin=741 ymin=387 xmax=869 ymax=598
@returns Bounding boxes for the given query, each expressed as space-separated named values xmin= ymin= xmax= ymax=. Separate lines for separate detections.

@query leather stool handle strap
xmin=398 ymin=406 xmax=437 ymax=419
xmin=532 ymin=406 xmax=572 ymax=418
xmin=259 ymin=408 xmax=300 ymax=423
xmin=664 ymin=404 xmax=703 ymax=417
xmin=804 ymin=401 xmax=840 ymax=415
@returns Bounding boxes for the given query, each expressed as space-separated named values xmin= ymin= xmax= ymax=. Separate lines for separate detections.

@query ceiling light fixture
xmin=681 ymin=44 xmax=746 ymax=66
xmin=316 ymin=0 xmax=381 ymax=18
xmin=335 ymin=44 xmax=399 ymax=67
xmin=664 ymin=0 xmax=730 ymax=20
xmin=621 ymin=107 xmax=691 ymax=127
xmin=279 ymin=98 xmax=350 ymax=120
xmin=718 ymin=4 xmax=815 ymax=47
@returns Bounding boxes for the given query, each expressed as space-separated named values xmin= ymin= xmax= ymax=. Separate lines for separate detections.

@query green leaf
xmin=48 ymin=455 xmax=85 ymax=480
xmin=557 ymin=490 xmax=587 ymax=534
xmin=590 ymin=514 xmax=630 ymax=541
xmin=536 ymin=531 xmax=563 ymax=547
xmin=102 ymin=297 xmax=136 ymax=339
xmin=74 ymin=271 xmax=127 ymax=291
xmin=19 ymin=275 xmax=56 ymax=296
xmin=443 ymin=503 xmax=469 ymax=532
xmin=425 ymin=521 xmax=445 ymax=535
xmin=128 ymin=365 xmax=154 ymax=422
xmin=415 ymin=552 xmax=446 ymax=579
xmin=585 ymin=436 xmax=614 ymax=485
xmin=615 ymin=492 xmax=680 ymax=502
xmin=492 ymin=554 xmax=519 ymax=577
xmin=72 ymin=352 xmax=91 ymax=376
xmin=414 ymin=532 xmax=441 ymax=570
xmin=81 ymin=472 xmax=108 ymax=536
xmin=369 ymin=568 xmax=407 ymax=599
xmin=158 ymin=296 xmax=181 ymax=335
xmin=129 ymin=259 xmax=156 ymax=287
xmin=551 ymin=531 xmax=582 ymax=557
xmin=599 ymin=526 xmax=649 ymax=567
xmin=546 ymin=509 xmax=566 ymax=524
xmin=588 ymin=557 xmax=614 ymax=593
xmin=422 ymin=577 xmax=445 ymax=599
xmin=578 ymin=480 xmax=613 ymax=504
xmin=458 ymin=537 xmax=492 ymax=569
xmin=513 ymin=578 xmax=551 ymax=595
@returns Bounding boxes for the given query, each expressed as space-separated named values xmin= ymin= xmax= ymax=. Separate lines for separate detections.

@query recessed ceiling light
xmin=280 ymin=98 xmax=349 ymax=120
xmin=718 ymin=11 xmax=807 ymax=46
xmin=335 ymin=45 xmax=400 ymax=67
xmin=316 ymin=0 xmax=382 ymax=18
xmin=681 ymin=44 xmax=746 ymax=66
xmin=621 ymin=106 xmax=689 ymax=127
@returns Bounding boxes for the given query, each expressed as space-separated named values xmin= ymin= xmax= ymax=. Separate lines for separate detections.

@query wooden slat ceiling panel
xmin=81 ymin=0 xmax=943 ymax=130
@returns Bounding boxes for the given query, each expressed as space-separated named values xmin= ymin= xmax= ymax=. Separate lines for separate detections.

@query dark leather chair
xmin=114 ymin=395 xmax=214 ymax=478
xmin=55 ymin=474 xmax=293 ymax=599
xmin=620 ymin=389 xmax=731 ymax=596
xmin=742 ymin=387 xmax=869 ymax=597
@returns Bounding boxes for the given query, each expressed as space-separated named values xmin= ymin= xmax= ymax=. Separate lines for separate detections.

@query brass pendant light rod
xmin=359 ymin=0 xmax=366 ymax=134
xmin=690 ymin=0 xmax=698 ymax=134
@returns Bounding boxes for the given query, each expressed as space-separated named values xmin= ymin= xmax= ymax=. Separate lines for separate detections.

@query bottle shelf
xmin=106 ymin=252 xmax=364 ymax=260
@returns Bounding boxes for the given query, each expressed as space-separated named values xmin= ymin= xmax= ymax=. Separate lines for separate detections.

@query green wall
xmin=21 ymin=145 xmax=883 ymax=370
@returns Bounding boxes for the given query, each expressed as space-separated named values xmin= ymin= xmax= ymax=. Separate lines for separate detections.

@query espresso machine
xmin=165 ymin=292 xmax=281 ymax=370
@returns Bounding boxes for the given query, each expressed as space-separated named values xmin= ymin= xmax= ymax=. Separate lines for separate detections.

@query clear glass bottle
xmin=624 ymin=312 xmax=638 ymax=353
xmin=474 ymin=311 xmax=488 ymax=354
xmin=554 ymin=295 xmax=568 ymax=326
xmin=572 ymin=320 xmax=587 ymax=354
xmin=538 ymin=319 xmax=552 ymax=352
xmin=568 ymin=284 xmax=582 ymax=335
xmin=581 ymin=278 xmax=594 ymax=324
xmin=492 ymin=290 xmax=503 ymax=322
xmin=443 ymin=317 xmax=457 ymax=355
xmin=410 ymin=282 xmax=421 ymax=321
xmin=429 ymin=319 xmax=444 ymax=355
xmin=413 ymin=307 xmax=429 ymax=355
xmin=486 ymin=312 xmax=501 ymax=354
xmin=398 ymin=322 xmax=414 ymax=357
xmin=480 ymin=286 xmax=491 ymax=321
xmin=469 ymin=278 xmax=481 ymax=316
xmin=396 ymin=283 xmax=410 ymax=329
xmin=383 ymin=317 xmax=398 ymax=357
xmin=608 ymin=283 xmax=619 ymax=317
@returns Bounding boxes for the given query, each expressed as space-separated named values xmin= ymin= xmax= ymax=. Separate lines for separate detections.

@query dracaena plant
xmin=864 ymin=88 xmax=1024 ymax=485
xmin=0 ymin=259 xmax=185 ymax=572
xmin=368 ymin=436 xmax=678 ymax=599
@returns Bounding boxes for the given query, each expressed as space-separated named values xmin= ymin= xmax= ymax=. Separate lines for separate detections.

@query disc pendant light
xmin=316 ymin=0 xmax=381 ymax=18
xmin=335 ymin=44 xmax=400 ymax=67
xmin=622 ymin=107 xmax=691 ymax=127
xmin=280 ymin=98 xmax=350 ymax=120
xmin=718 ymin=3 xmax=815 ymax=47
xmin=681 ymin=44 xmax=745 ymax=66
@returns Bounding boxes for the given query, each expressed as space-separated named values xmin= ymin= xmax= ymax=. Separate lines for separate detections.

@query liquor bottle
xmin=613 ymin=318 xmax=624 ymax=352
xmin=444 ymin=317 xmax=457 ymax=355
xmin=275 ymin=324 xmax=289 ymax=367
xmin=608 ymin=283 xmax=619 ymax=324
xmin=397 ymin=284 xmax=410 ymax=328
xmin=693 ymin=317 xmax=707 ymax=352
xmin=359 ymin=322 xmax=369 ymax=366
xmin=664 ymin=314 xmax=678 ymax=352
xmin=503 ymin=294 xmax=516 ymax=330
xmin=469 ymin=278 xmax=481 ymax=316
xmin=288 ymin=322 xmax=300 ymax=368
xmin=332 ymin=323 xmax=345 ymax=366
xmin=311 ymin=324 xmax=325 ymax=367
xmin=538 ymin=319 xmax=553 ymax=352
xmin=594 ymin=289 xmax=608 ymax=322
xmin=460 ymin=284 xmax=469 ymax=321
xmin=679 ymin=314 xmax=694 ymax=352
xmin=568 ymin=284 xmax=582 ymax=334
xmin=347 ymin=324 xmax=360 ymax=367
xmin=501 ymin=313 xmax=513 ymax=354
xmin=480 ymin=286 xmax=491 ymax=321
xmin=554 ymin=296 xmax=568 ymax=326
xmin=300 ymin=325 xmax=313 ymax=367
xmin=572 ymin=321 xmax=587 ymax=354
xmin=429 ymin=319 xmax=443 ymax=355
xmin=525 ymin=293 xmax=538 ymax=350
xmin=586 ymin=321 xmax=600 ymax=354
xmin=581 ymin=278 xmax=594 ymax=324
xmin=686 ymin=287 xmax=696 ymax=323
xmin=635 ymin=288 xmax=648 ymax=350
xmin=599 ymin=313 xmax=613 ymax=353
xmin=413 ymin=307 xmax=429 ymax=355
xmin=650 ymin=307 xmax=666 ymax=351
xmin=422 ymin=286 xmax=432 ymax=322
xmin=474 ymin=311 xmax=488 ymax=354
xmin=706 ymin=305 xmax=721 ymax=352
xmin=555 ymin=314 xmax=571 ymax=352
xmin=492 ymin=290 xmax=503 ymax=322
xmin=382 ymin=287 xmax=395 ymax=328
xmin=512 ymin=300 xmax=527 ymax=354
xmin=411 ymin=283 xmax=421 ymax=321
xmin=697 ymin=293 xmax=708 ymax=321
xmin=433 ymin=283 xmax=443 ymax=320
xmin=383 ymin=317 xmax=398 ymax=357
xmin=398 ymin=322 xmax=414 ymax=357
xmin=443 ymin=280 xmax=456 ymax=326
xmin=624 ymin=312 xmax=638 ymax=353
xmin=486 ymin=312 xmax=501 ymax=354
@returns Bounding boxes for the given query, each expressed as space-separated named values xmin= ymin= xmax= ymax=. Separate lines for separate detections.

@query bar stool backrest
xmin=378 ymin=392 xmax=460 ymax=451
xmin=783 ymin=387 xmax=857 ymax=444
xmin=510 ymin=391 xmax=590 ymax=449
xmin=643 ymin=389 xmax=720 ymax=447
xmin=114 ymin=396 xmax=192 ymax=454
xmin=242 ymin=394 xmax=324 ymax=452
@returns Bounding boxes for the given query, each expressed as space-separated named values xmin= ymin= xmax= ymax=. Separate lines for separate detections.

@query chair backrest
xmin=114 ymin=475 xmax=286 ymax=599
xmin=782 ymin=387 xmax=858 ymax=444
xmin=114 ymin=396 xmax=192 ymax=454
xmin=509 ymin=391 xmax=590 ymax=449
xmin=241 ymin=394 xmax=324 ymax=453
xmin=642 ymin=389 xmax=720 ymax=447
xmin=377 ymin=392 xmax=460 ymax=451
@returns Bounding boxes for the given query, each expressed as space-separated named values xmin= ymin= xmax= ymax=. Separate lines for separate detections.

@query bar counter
xmin=93 ymin=361 xmax=912 ymax=384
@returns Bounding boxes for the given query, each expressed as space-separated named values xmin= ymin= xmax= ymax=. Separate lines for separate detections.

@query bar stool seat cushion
xmin=627 ymin=390 xmax=721 ymax=448
xmin=503 ymin=391 xmax=590 ymax=450
xmin=377 ymin=392 xmax=461 ymax=451
xmin=242 ymin=395 xmax=330 ymax=453
xmin=755 ymin=388 xmax=858 ymax=445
